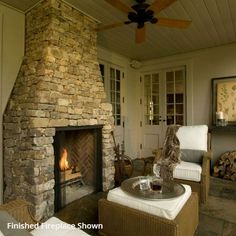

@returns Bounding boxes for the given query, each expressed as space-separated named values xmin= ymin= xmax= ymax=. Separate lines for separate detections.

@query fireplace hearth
xmin=53 ymin=126 xmax=103 ymax=211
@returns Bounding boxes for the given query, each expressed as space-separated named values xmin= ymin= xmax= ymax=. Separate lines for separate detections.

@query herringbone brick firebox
xmin=53 ymin=126 xmax=103 ymax=211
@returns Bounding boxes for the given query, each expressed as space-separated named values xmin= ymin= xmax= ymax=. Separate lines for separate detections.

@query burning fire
xmin=59 ymin=148 xmax=70 ymax=171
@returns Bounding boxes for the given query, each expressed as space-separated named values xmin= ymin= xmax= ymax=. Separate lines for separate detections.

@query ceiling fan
xmin=95 ymin=0 xmax=191 ymax=43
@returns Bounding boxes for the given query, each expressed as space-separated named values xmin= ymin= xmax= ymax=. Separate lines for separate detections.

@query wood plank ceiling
xmin=1 ymin=0 xmax=236 ymax=60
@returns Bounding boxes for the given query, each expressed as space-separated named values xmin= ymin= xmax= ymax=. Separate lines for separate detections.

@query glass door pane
xmin=144 ymin=73 xmax=160 ymax=125
xmin=110 ymin=67 xmax=121 ymax=126
xmin=165 ymin=68 xmax=185 ymax=125
xmin=99 ymin=64 xmax=105 ymax=83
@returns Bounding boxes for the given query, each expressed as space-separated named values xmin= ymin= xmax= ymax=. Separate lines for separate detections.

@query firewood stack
xmin=213 ymin=151 xmax=236 ymax=181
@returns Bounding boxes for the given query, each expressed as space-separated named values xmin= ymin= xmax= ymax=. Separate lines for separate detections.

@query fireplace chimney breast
xmin=3 ymin=0 xmax=115 ymax=220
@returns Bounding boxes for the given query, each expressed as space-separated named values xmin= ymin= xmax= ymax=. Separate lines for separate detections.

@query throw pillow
xmin=180 ymin=149 xmax=206 ymax=163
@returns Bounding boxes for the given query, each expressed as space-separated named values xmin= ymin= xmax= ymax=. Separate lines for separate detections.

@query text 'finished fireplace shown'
xmin=53 ymin=125 xmax=103 ymax=211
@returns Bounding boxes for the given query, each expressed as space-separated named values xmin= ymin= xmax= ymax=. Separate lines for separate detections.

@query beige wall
xmin=0 ymin=3 xmax=25 ymax=203
xmin=192 ymin=44 xmax=236 ymax=165
xmin=0 ymin=4 xmax=25 ymax=113
xmin=99 ymin=43 xmax=236 ymax=164
xmin=143 ymin=43 xmax=236 ymax=125
xmin=142 ymin=43 xmax=236 ymax=165
xmin=192 ymin=45 xmax=236 ymax=124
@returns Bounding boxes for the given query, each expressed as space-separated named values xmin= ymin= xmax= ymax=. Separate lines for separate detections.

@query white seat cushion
xmin=31 ymin=217 xmax=90 ymax=236
xmin=107 ymin=184 xmax=191 ymax=220
xmin=174 ymin=161 xmax=202 ymax=182
xmin=176 ymin=125 xmax=208 ymax=151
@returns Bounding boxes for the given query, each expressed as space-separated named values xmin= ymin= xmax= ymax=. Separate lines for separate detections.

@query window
xmin=143 ymin=73 xmax=160 ymax=125
xmin=110 ymin=67 xmax=121 ymax=126
xmin=99 ymin=64 xmax=105 ymax=83
xmin=166 ymin=69 xmax=185 ymax=125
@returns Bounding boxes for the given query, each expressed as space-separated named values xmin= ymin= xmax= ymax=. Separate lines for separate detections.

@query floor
xmin=55 ymin=160 xmax=236 ymax=236
xmin=194 ymin=176 xmax=236 ymax=236
xmin=195 ymin=196 xmax=236 ymax=236
xmin=55 ymin=192 xmax=106 ymax=235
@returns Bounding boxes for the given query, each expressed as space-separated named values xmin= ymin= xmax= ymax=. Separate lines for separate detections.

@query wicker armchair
xmin=174 ymin=151 xmax=211 ymax=204
xmin=154 ymin=125 xmax=212 ymax=204
xmin=154 ymin=149 xmax=211 ymax=204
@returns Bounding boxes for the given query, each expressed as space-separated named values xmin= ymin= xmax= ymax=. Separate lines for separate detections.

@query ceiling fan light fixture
xmin=151 ymin=18 xmax=158 ymax=24
xmin=136 ymin=0 xmax=145 ymax=4
xmin=128 ymin=12 xmax=138 ymax=22
xmin=124 ymin=20 xmax=132 ymax=25
xmin=146 ymin=9 xmax=154 ymax=16
xmin=137 ymin=22 xmax=144 ymax=28
xmin=146 ymin=14 xmax=154 ymax=22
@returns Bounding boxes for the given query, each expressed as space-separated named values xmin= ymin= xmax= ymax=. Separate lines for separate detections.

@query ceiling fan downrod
xmin=136 ymin=0 xmax=145 ymax=3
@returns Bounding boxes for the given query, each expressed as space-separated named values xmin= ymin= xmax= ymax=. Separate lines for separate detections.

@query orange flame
xmin=59 ymin=148 xmax=70 ymax=171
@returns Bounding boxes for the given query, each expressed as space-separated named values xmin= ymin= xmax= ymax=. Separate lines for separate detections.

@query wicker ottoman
xmin=98 ymin=192 xmax=198 ymax=236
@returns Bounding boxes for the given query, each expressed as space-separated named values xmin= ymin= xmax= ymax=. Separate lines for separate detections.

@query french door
xmin=140 ymin=67 xmax=186 ymax=157
xmin=99 ymin=62 xmax=124 ymax=148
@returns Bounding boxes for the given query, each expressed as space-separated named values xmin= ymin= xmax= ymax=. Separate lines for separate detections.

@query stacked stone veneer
xmin=3 ymin=0 xmax=115 ymax=220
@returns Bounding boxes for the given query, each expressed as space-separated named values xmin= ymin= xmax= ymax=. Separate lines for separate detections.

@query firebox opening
xmin=53 ymin=125 xmax=103 ymax=212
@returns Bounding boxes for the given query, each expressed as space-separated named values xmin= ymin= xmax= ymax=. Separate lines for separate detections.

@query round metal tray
xmin=121 ymin=176 xmax=185 ymax=200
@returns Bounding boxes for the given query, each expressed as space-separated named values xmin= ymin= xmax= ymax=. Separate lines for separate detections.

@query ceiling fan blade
xmin=136 ymin=26 xmax=146 ymax=44
xmin=95 ymin=22 xmax=125 ymax=32
xmin=157 ymin=18 xmax=191 ymax=28
xmin=104 ymin=0 xmax=133 ymax=14
xmin=149 ymin=0 xmax=177 ymax=14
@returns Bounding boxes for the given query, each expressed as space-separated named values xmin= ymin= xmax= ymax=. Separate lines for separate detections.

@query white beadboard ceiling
xmin=1 ymin=0 xmax=236 ymax=60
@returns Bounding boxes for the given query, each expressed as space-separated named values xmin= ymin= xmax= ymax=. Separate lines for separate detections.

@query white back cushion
xmin=176 ymin=125 xmax=208 ymax=151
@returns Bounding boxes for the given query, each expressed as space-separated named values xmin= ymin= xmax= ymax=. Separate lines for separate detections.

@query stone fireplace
xmin=3 ymin=0 xmax=115 ymax=220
